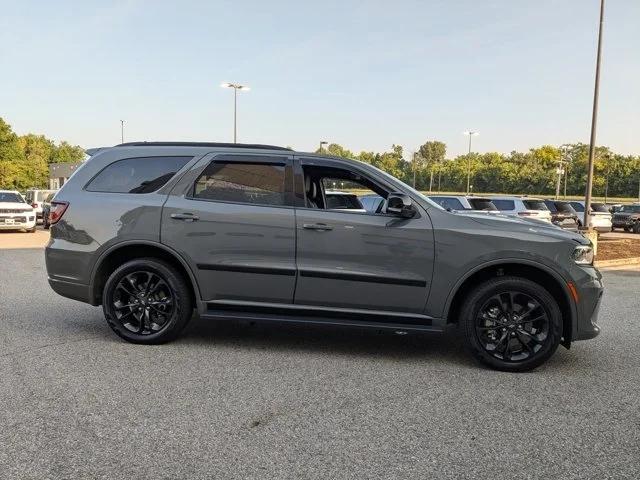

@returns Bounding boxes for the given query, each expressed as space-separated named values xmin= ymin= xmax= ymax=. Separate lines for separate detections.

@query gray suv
xmin=45 ymin=142 xmax=603 ymax=371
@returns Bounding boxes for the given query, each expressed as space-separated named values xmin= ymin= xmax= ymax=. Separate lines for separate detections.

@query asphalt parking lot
xmin=1 ymin=241 xmax=639 ymax=479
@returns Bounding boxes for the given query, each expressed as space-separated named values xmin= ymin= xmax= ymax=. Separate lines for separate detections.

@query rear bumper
xmin=48 ymin=277 xmax=92 ymax=304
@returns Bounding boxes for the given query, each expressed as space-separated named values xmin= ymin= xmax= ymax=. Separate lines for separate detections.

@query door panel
xmin=161 ymin=153 xmax=296 ymax=303
xmin=294 ymin=208 xmax=434 ymax=313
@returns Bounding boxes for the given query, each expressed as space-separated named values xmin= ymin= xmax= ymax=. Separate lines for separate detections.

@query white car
xmin=569 ymin=201 xmax=612 ymax=233
xmin=0 ymin=190 xmax=37 ymax=232
xmin=488 ymin=196 xmax=553 ymax=223
xmin=25 ymin=189 xmax=57 ymax=223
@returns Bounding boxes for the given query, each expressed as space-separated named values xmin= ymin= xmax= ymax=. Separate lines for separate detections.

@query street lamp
xmin=463 ymin=131 xmax=479 ymax=194
xmin=120 ymin=120 xmax=124 ymax=143
xmin=220 ymin=82 xmax=250 ymax=143
xmin=319 ymin=141 xmax=328 ymax=153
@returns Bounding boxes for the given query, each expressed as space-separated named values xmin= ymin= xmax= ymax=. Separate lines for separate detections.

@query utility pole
xmin=583 ymin=0 xmax=605 ymax=229
xmin=120 ymin=120 xmax=124 ymax=143
xmin=463 ymin=131 xmax=478 ymax=194
xmin=220 ymin=83 xmax=250 ymax=143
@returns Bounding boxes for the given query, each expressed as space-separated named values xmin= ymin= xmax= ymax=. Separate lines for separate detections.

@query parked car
xmin=543 ymin=200 xmax=580 ymax=232
xmin=45 ymin=141 xmax=602 ymax=372
xmin=428 ymin=195 xmax=499 ymax=214
xmin=568 ymin=201 xmax=612 ymax=233
xmin=42 ymin=192 xmax=57 ymax=229
xmin=488 ymin=196 xmax=552 ymax=223
xmin=359 ymin=194 xmax=385 ymax=213
xmin=25 ymin=189 xmax=57 ymax=223
xmin=324 ymin=191 xmax=367 ymax=213
xmin=0 ymin=190 xmax=37 ymax=232
xmin=612 ymin=204 xmax=640 ymax=233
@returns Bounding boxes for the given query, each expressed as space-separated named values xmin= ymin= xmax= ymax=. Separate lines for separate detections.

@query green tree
xmin=51 ymin=141 xmax=85 ymax=164
xmin=0 ymin=118 xmax=26 ymax=189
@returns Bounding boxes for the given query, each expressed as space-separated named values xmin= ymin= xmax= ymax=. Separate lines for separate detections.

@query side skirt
xmin=200 ymin=300 xmax=443 ymax=333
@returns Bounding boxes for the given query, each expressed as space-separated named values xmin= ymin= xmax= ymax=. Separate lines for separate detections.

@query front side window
xmin=86 ymin=156 xmax=191 ymax=194
xmin=193 ymin=162 xmax=286 ymax=206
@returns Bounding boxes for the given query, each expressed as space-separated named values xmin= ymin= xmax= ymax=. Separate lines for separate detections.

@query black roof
xmin=116 ymin=141 xmax=292 ymax=151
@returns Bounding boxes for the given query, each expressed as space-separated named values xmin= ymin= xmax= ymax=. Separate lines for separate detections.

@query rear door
xmin=161 ymin=152 xmax=297 ymax=304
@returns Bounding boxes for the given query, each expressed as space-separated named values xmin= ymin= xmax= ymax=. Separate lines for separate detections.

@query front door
xmin=162 ymin=152 xmax=297 ymax=304
xmin=293 ymin=157 xmax=434 ymax=314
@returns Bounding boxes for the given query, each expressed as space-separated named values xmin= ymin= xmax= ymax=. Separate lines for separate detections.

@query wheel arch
xmin=89 ymin=241 xmax=200 ymax=307
xmin=444 ymin=259 xmax=576 ymax=347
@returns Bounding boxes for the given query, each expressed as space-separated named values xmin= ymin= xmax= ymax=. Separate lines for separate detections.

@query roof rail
xmin=115 ymin=141 xmax=292 ymax=151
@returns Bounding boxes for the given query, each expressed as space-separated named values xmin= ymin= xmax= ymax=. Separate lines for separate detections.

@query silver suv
xmin=45 ymin=142 xmax=603 ymax=371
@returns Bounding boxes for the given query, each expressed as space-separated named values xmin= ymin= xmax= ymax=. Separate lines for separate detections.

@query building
xmin=49 ymin=162 xmax=83 ymax=190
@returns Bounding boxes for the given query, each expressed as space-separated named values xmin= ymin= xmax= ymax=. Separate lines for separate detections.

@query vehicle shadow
xmin=177 ymin=313 xmax=475 ymax=368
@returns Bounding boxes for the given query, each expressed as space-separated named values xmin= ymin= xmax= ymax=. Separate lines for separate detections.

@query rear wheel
xmin=459 ymin=276 xmax=562 ymax=372
xmin=102 ymin=258 xmax=193 ymax=344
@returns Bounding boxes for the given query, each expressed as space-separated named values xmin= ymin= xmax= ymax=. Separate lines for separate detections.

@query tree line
xmin=2 ymin=115 xmax=639 ymax=198
xmin=0 ymin=117 xmax=85 ymax=190
xmin=317 ymin=141 xmax=640 ymax=199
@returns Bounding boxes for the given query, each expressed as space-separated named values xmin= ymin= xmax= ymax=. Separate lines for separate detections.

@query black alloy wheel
xmin=460 ymin=276 xmax=562 ymax=372
xmin=103 ymin=258 xmax=192 ymax=344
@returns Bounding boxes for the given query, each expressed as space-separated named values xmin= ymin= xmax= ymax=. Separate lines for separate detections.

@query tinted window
xmin=591 ymin=203 xmax=609 ymax=213
xmin=523 ymin=200 xmax=548 ymax=210
xmin=326 ymin=194 xmax=363 ymax=210
xmin=619 ymin=205 xmax=640 ymax=213
xmin=554 ymin=202 xmax=576 ymax=213
xmin=432 ymin=197 xmax=464 ymax=210
xmin=570 ymin=202 xmax=585 ymax=212
xmin=543 ymin=200 xmax=557 ymax=212
xmin=0 ymin=192 xmax=25 ymax=203
xmin=360 ymin=195 xmax=383 ymax=212
xmin=468 ymin=198 xmax=497 ymax=211
xmin=492 ymin=199 xmax=515 ymax=210
xmin=86 ymin=156 xmax=191 ymax=193
xmin=193 ymin=162 xmax=286 ymax=206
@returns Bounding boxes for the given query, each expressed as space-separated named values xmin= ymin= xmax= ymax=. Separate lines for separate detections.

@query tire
xmin=28 ymin=226 xmax=36 ymax=233
xmin=102 ymin=258 xmax=193 ymax=344
xmin=633 ymin=223 xmax=640 ymax=234
xmin=624 ymin=227 xmax=632 ymax=233
xmin=459 ymin=276 xmax=562 ymax=372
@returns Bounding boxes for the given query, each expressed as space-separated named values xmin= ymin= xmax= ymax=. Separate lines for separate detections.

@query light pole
xmin=319 ymin=141 xmax=328 ymax=153
xmin=463 ymin=131 xmax=479 ymax=194
xmin=120 ymin=120 xmax=124 ymax=143
xmin=584 ymin=0 xmax=605 ymax=229
xmin=221 ymin=82 xmax=250 ymax=143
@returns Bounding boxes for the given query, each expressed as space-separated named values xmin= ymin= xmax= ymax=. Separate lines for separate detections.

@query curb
xmin=595 ymin=256 xmax=640 ymax=268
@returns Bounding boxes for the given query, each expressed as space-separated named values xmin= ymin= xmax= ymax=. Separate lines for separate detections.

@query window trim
xmin=83 ymin=155 xmax=194 ymax=194
xmin=185 ymin=156 xmax=295 ymax=208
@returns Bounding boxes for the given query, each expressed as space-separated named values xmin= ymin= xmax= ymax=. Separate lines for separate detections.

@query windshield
xmin=0 ymin=192 xmax=26 ymax=203
xmin=619 ymin=205 xmax=640 ymax=213
xmin=468 ymin=198 xmax=498 ymax=211
xmin=591 ymin=203 xmax=609 ymax=213
xmin=554 ymin=202 xmax=576 ymax=214
xmin=523 ymin=200 xmax=548 ymax=210
xmin=366 ymin=163 xmax=444 ymax=210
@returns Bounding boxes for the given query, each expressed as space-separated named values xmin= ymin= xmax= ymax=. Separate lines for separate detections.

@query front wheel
xmin=102 ymin=258 xmax=193 ymax=344
xmin=459 ymin=276 xmax=562 ymax=372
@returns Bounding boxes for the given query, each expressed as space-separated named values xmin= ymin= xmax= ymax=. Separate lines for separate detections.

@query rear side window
xmin=193 ymin=162 xmax=286 ymax=206
xmin=523 ymin=200 xmax=548 ymax=210
xmin=492 ymin=199 xmax=515 ymax=210
xmin=432 ymin=197 xmax=464 ymax=210
xmin=86 ymin=156 xmax=191 ymax=194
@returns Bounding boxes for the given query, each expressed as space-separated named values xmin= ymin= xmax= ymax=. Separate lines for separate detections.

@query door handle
xmin=171 ymin=212 xmax=199 ymax=222
xmin=303 ymin=223 xmax=333 ymax=231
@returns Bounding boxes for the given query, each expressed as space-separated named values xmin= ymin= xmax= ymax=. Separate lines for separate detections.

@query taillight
xmin=49 ymin=201 xmax=69 ymax=225
xmin=31 ymin=203 xmax=38 ymax=208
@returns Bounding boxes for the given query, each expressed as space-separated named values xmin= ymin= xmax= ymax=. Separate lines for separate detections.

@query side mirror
xmin=386 ymin=193 xmax=416 ymax=218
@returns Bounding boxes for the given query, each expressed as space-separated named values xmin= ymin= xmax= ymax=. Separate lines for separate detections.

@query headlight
xmin=572 ymin=245 xmax=594 ymax=265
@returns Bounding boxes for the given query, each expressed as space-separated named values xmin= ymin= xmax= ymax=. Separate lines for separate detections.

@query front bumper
xmin=0 ymin=215 xmax=36 ymax=230
xmin=572 ymin=266 xmax=603 ymax=341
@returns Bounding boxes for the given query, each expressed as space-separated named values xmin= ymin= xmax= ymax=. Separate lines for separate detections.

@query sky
xmin=1 ymin=0 xmax=638 ymax=158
